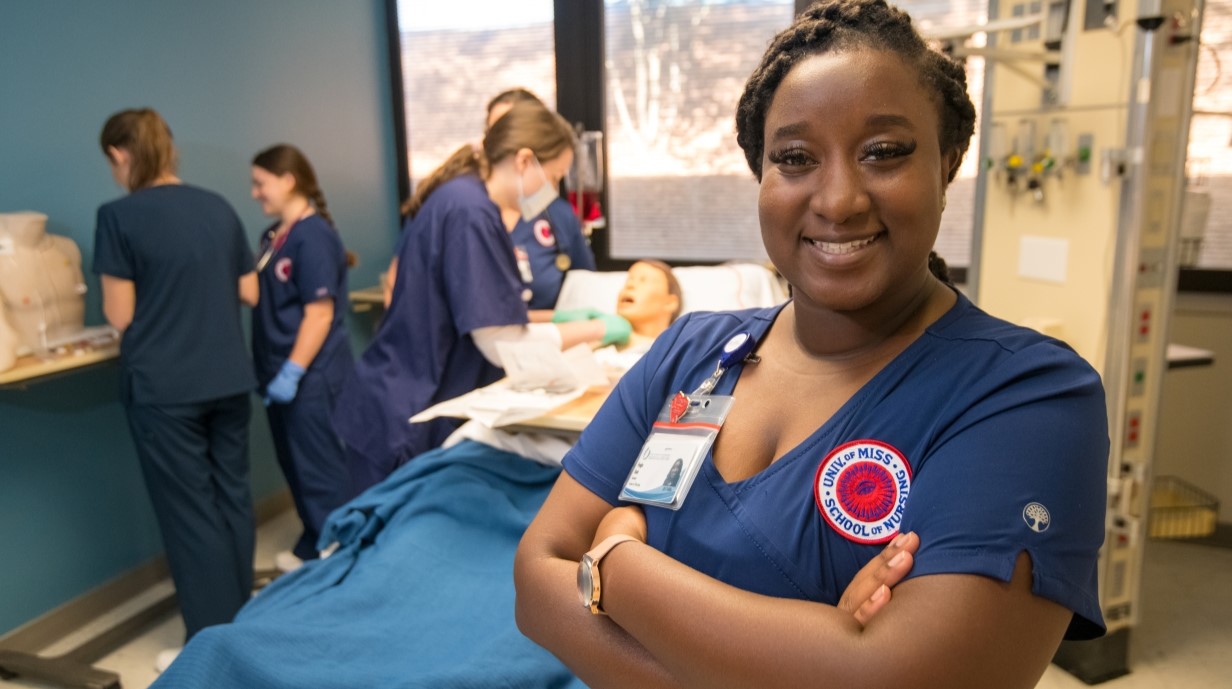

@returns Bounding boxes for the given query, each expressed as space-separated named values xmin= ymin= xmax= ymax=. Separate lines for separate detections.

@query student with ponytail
xmin=250 ymin=144 xmax=355 ymax=572
xmin=93 ymin=108 xmax=257 ymax=671
xmin=335 ymin=101 xmax=631 ymax=494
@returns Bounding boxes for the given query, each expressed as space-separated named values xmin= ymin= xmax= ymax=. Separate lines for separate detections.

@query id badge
xmin=515 ymin=246 xmax=534 ymax=283
xmin=619 ymin=392 xmax=734 ymax=510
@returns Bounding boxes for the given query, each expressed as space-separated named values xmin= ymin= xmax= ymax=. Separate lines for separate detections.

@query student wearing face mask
xmin=485 ymin=89 xmax=596 ymax=312
xmin=333 ymin=101 xmax=631 ymax=493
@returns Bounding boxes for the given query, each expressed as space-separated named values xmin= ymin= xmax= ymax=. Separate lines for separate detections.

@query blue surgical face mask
xmin=517 ymin=155 xmax=558 ymax=222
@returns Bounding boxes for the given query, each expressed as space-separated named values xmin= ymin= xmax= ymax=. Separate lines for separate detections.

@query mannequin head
xmin=99 ymin=108 xmax=178 ymax=192
xmin=616 ymin=260 xmax=682 ymax=338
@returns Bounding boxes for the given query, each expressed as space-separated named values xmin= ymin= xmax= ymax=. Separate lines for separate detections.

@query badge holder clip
xmin=618 ymin=332 xmax=755 ymax=510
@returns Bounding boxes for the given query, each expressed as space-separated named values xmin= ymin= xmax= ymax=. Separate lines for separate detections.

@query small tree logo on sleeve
xmin=1023 ymin=503 xmax=1051 ymax=533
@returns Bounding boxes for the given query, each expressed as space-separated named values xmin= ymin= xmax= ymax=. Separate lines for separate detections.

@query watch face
xmin=578 ymin=554 xmax=596 ymax=607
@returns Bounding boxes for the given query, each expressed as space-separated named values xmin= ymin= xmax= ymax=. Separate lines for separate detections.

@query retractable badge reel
xmin=619 ymin=332 xmax=757 ymax=510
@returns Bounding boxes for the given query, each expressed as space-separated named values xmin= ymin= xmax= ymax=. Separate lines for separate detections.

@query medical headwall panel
xmin=968 ymin=0 xmax=1203 ymax=680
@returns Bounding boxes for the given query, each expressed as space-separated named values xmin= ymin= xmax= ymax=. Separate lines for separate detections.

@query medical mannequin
xmin=0 ymin=211 xmax=87 ymax=356
xmin=553 ymin=260 xmax=682 ymax=354
xmin=613 ymin=260 xmax=681 ymax=349
xmin=0 ymin=303 xmax=18 ymax=372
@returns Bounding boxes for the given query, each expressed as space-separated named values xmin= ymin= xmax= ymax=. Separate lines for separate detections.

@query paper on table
xmin=496 ymin=341 xmax=605 ymax=392
xmin=410 ymin=343 xmax=605 ymax=428
xmin=409 ymin=379 xmax=585 ymax=428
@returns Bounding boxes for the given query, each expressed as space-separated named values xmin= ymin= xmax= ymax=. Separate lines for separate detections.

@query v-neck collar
xmin=706 ymin=288 xmax=970 ymax=492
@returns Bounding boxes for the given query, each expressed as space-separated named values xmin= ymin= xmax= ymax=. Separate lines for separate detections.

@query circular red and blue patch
xmin=533 ymin=219 xmax=555 ymax=247
xmin=814 ymin=439 xmax=912 ymax=544
xmin=274 ymin=257 xmax=292 ymax=283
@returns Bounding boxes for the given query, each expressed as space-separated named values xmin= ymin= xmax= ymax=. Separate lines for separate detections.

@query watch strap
xmin=584 ymin=534 xmax=639 ymax=615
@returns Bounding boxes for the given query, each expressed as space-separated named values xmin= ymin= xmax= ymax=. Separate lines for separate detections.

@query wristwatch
xmin=577 ymin=534 xmax=638 ymax=615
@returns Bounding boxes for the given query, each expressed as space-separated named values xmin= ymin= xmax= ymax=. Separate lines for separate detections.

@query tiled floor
xmin=0 ymin=510 xmax=301 ymax=689
xmin=3 ymin=518 xmax=1229 ymax=689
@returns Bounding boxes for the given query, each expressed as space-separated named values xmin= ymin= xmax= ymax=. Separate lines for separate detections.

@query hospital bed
xmin=152 ymin=263 xmax=784 ymax=689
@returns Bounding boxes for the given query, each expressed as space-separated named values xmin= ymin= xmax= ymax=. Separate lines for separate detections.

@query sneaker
xmin=154 ymin=647 xmax=181 ymax=674
xmin=275 ymin=550 xmax=304 ymax=573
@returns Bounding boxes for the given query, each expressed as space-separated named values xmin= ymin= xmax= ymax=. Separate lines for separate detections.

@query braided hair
xmin=735 ymin=0 xmax=976 ymax=185
xmin=252 ymin=144 xmax=334 ymax=226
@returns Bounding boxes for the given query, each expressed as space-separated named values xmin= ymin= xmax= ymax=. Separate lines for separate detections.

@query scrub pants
xmin=125 ymin=393 xmax=254 ymax=642
xmin=266 ymin=370 xmax=353 ymax=560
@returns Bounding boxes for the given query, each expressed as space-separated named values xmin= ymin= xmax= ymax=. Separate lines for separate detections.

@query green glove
xmin=552 ymin=307 xmax=604 ymax=324
xmin=598 ymin=313 xmax=632 ymax=347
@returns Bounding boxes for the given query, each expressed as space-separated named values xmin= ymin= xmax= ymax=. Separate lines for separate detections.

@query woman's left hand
xmin=590 ymin=505 xmax=647 ymax=548
xmin=837 ymin=531 xmax=919 ymax=626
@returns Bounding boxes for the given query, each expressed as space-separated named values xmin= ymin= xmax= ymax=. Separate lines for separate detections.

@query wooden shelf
xmin=0 ymin=346 xmax=119 ymax=389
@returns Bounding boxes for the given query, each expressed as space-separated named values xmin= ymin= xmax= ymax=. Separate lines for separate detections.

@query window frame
xmin=385 ymin=0 xmax=1228 ymax=291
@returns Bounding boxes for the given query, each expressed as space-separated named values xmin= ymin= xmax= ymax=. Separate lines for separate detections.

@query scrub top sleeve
xmin=900 ymin=342 xmax=1108 ymax=638
xmin=442 ymin=207 xmax=529 ymax=335
xmin=92 ymin=205 xmax=135 ymax=279
xmin=562 ymin=314 xmax=695 ymax=504
xmin=292 ymin=229 xmax=342 ymax=304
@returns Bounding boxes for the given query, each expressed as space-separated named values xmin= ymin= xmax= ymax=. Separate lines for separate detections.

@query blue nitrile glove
xmin=265 ymin=361 xmax=306 ymax=406
xmin=552 ymin=307 xmax=605 ymax=324
xmin=598 ymin=313 xmax=632 ymax=347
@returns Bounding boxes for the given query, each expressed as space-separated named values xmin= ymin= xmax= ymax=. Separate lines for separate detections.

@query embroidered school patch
xmin=814 ymin=439 xmax=912 ymax=545
xmin=274 ymin=257 xmax=292 ymax=283
xmin=533 ymin=219 xmax=555 ymax=247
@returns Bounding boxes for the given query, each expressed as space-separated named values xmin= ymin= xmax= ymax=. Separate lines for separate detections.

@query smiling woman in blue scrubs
xmin=93 ymin=108 xmax=257 ymax=667
xmin=249 ymin=144 xmax=354 ymax=572
xmin=515 ymin=2 xmax=1110 ymax=687
xmin=334 ymin=101 xmax=630 ymax=494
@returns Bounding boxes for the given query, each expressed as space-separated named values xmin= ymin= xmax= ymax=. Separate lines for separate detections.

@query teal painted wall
xmin=0 ymin=0 xmax=399 ymax=635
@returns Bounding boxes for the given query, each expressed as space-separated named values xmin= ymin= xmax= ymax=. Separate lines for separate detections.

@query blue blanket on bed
xmin=153 ymin=441 xmax=586 ymax=689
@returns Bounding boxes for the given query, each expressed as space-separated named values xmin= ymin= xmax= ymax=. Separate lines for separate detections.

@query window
xmin=395 ymin=0 xmax=557 ymax=186
xmin=908 ymin=0 xmax=988 ymax=269
xmin=387 ymin=0 xmax=993 ymax=269
xmin=601 ymin=0 xmax=986 ymax=265
xmin=604 ymin=0 xmax=795 ymax=261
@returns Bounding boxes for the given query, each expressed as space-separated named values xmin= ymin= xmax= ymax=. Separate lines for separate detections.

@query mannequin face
xmin=251 ymin=166 xmax=300 ymax=217
xmin=106 ymin=146 xmax=133 ymax=191
xmin=616 ymin=262 xmax=679 ymax=337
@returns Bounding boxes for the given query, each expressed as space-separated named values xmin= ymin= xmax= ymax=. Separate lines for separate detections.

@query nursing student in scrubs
xmin=383 ymin=89 xmax=597 ymax=312
xmin=93 ymin=108 xmax=257 ymax=670
xmin=334 ymin=101 xmax=631 ymax=494
xmin=485 ymin=89 xmax=596 ymax=311
xmin=515 ymin=2 xmax=1110 ymax=687
xmin=250 ymin=144 xmax=354 ymax=573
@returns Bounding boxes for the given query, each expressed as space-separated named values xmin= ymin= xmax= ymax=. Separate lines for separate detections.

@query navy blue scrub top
xmin=564 ymin=292 xmax=1109 ymax=640
xmin=509 ymin=197 xmax=595 ymax=309
xmin=333 ymin=175 xmax=529 ymax=466
xmin=93 ymin=184 xmax=256 ymax=406
xmin=252 ymin=214 xmax=353 ymax=391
